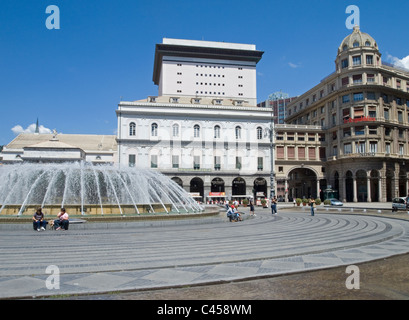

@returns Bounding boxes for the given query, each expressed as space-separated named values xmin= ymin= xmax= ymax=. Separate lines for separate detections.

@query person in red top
xmin=54 ymin=207 xmax=69 ymax=230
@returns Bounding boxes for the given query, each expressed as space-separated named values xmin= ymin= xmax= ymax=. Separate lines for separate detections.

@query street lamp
xmin=270 ymin=106 xmax=276 ymax=199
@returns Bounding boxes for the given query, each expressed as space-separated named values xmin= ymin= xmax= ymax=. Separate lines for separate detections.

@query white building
xmin=153 ymin=38 xmax=261 ymax=105
xmin=117 ymin=38 xmax=274 ymax=202
xmin=1 ymin=133 xmax=117 ymax=165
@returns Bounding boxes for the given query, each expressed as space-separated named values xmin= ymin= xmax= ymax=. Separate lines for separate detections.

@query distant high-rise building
xmin=257 ymin=91 xmax=297 ymax=124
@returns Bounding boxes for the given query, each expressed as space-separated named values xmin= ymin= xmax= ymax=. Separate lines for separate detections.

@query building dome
xmin=338 ymin=26 xmax=378 ymax=53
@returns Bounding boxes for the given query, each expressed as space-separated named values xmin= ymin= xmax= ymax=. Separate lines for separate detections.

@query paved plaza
xmin=1 ymin=202 xmax=409 ymax=299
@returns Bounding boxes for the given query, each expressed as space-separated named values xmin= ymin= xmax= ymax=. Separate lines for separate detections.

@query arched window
xmin=214 ymin=125 xmax=220 ymax=139
xmin=235 ymin=126 xmax=241 ymax=139
xmin=172 ymin=124 xmax=179 ymax=137
xmin=353 ymin=41 xmax=359 ymax=48
xmin=365 ymin=41 xmax=371 ymax=47
xmin=257 ymin=127 xmax=263 ymax=140
xmin=151 ymin=123 xmax=158 ymax=137
xmin=194 ymin=124 xmax=200 ymax=138
xmin=129 ymin=122 xmax=136 ymax=136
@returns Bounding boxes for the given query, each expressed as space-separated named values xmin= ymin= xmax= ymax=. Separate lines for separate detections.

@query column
xmin=367 ymin=177 xmax=372 ymax=202
xmin=353 ymin=177 xmax=358 ymax=202
xmin=341 ymin=177 xmax=347 ymax=202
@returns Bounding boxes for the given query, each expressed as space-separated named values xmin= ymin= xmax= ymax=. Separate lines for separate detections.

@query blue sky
xmin=1 ymin=0 xmax=408 ymax=146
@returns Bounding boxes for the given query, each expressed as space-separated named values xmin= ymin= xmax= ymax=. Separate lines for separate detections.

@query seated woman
xmin=33 ymin=207 xmax=47 ymax=231
xmin=54 ymin=208 xmax=69 ymax=230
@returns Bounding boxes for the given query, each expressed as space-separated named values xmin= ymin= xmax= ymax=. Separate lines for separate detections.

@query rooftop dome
xmin=338 ymin=26 xmax=378 ymax=53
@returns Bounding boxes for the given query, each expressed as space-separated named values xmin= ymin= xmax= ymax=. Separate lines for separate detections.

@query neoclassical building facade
xmin=116 ymin=38 xmax=274 ymax=203
xmin=283 ymin=26 xmax=409 ymax=202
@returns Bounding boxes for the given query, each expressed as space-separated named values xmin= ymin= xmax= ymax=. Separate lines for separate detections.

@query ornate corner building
xmin=284 ymin=26 xmax=409 ymax=202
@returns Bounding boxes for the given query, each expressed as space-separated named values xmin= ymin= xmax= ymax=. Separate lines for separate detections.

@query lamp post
xmin=270 ymin=106 xmax=276 ymax=199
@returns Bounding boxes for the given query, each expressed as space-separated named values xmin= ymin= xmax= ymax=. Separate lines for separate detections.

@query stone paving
xmin=1 ymin=202 xmax=409 ymax=299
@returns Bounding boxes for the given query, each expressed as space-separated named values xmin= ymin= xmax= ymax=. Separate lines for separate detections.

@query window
xmin=235 ymin=157 xmax=242 ymax=169
xmin=367 ymin=74 xmax=375 ymax=83
xmin=353 ymin=41 xmax=359 ymax=47
xmin=342 ymin=77 xmax=349 ymax=86
xmin=398 ymin=111 xmax=403 ymax=123
xmin=367 ymin=92 xmax=376 ymax=100
xmin=151 ymin=123 xmax=158 ymax=136
xmin=354 ymin=107 xmax=364 ymax=118
xmin=194 ymin=125 xmax=200 ymax=138
xmin=172 ymin=155 xmax=179 ymax=168
xmin=353 ymin=93 xmax=364 ymax=101
xmin=257 ymin=127 xmax=263 ymax=140
xmin=151 ymin=155 xmax=158 ymax=168
xmin=399 ymin=144 xmax=404 ymax=156
xmin=353 ymin=56 xmax=361 ymax=65
xmin=129 ymin=122 xmax=136 ymax=136
xmin=385 ymin=143 xmax=391 ymax=154
xmin=341 ymin=59 xmax=349 ymax=69
xmin=344 ymin=143 xmax=352 ymax=154
xmin=342 ymin=95 xmax=350 ymax=103
xmin=355 ymin=142 xmax=365 ymax=154
xmin=214 ymin=125 xmax=220 ymax=139
xmin=214 ymin=156 xmax=221 ymax=171
xmin=368 ymin=107 xmax=376 ymax=118
xmin=366 ymin=55 xmax=373 ymax=65
xmin=369 ymin=126 xmax=377 ymax=134
xmin=257 ymin=157 xmax=263 ymax=171
xmin=369 ymin=142 xmax=377 ymax=153
xmin=129 ymin=154 xmax=135 ymax=167
xmin=384 ymin=108 xmax=389 ymax=120
xmin=343 ymin=108 xmax=350 ymax=122
xmin=355 ymin=126 xmax=365 ymax=135
xmin=353 ymin=75 xmax=362 ymax=84
xmin=235 ymin=126 xmax=241 ymax=139
xmin=343 ymin=128 xmax=351 ymax=137
xmin=193 ymin=156 xmax=200 ymax=170
xmin=172 ymin=124 xmax=179 ymax=137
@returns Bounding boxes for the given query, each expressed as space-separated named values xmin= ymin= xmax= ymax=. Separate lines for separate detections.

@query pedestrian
xmin=54 ymin=207 xmax=69 ymax=230
xmin=271 ymin=197 xmax=277 ymax=215
xmin=309 ymin=198 xmax=315 ymax=216
xmin=249 ymin=200 xmax=256 ymax=216
xmin=32 ymin=207 xmax=47 ymax=231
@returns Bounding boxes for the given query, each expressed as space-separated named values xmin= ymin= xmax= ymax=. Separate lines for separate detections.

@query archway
xmin=209 ymin=177 xmax=225 ymax=203
xmin=356 ymin=169 xmax=367 ymax=202
xmin=171 ymin=177 xmax=183 ymax=188
xmin=232 ymin=177 xmax=246 ymax=200
xmin=190 ymin=177 xmax=204 ymax=200
xmin=288 ymin=167 xmax=318 ymax=199
xmin=399 ymin=169 xmax=407 ymax=197
xmin=253 ymin=177 xmax=267 ymax=201
xmin=345 ymin=171 xmax=353 ymax=202
xmin=370 ymin=170 xmax=379 ymax=202
xmin=386 ymin=169 xmax=394 ymax=201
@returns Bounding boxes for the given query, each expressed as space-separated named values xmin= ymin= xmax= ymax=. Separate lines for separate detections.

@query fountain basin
xmin=0 ymin=162 xmax=204 ymax=216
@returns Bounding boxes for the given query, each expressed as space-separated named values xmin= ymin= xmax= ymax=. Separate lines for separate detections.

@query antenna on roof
xmin=35 ymin=118 xmax=39 ymax=134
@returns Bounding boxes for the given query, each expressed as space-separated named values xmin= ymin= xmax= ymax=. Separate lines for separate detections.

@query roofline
xmin=152 ymin=43 xmax=264 ymax=85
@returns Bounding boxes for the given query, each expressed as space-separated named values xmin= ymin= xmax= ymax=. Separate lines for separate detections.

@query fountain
xmin=0 ymin=162 xmax=204 ymax=216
